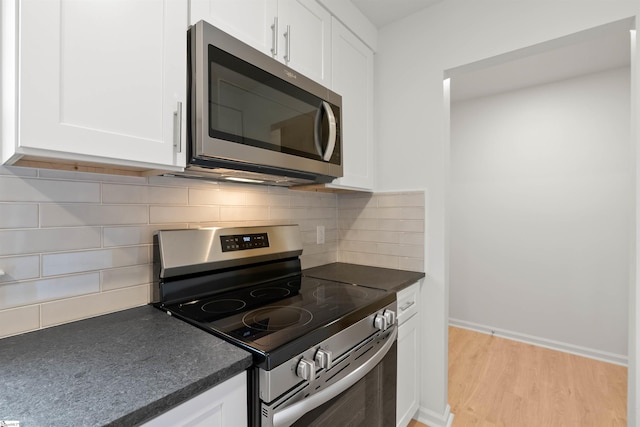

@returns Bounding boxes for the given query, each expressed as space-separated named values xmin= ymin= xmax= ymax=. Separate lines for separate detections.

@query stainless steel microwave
xmin=183 ymin=20 xmax=343 ymax=186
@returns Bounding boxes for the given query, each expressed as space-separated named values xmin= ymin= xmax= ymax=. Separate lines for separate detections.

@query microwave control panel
xmin=220 ymin=233 xmax=270 ymax=252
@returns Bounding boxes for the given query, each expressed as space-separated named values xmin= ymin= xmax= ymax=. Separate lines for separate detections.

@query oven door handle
xmin=272 ymin=326 xmax=398 ymax=427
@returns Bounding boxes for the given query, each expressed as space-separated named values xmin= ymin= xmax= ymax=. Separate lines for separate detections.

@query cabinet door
xmin=277 ymin=0 xmax=331 ymax=86
xmin=141 ymin=372 xmax=247 ymax=427
xmin=18 ymin=0 xmax=186 ymax=169
xmin=329 ymin=18 xmax=374 ymax=190
xmin=397 ymin=313 xmax=420 ymax=427
xmin=190 ymin=0 xmax=277 ymax=56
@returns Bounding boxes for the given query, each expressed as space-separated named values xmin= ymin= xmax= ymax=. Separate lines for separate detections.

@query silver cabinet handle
xmin=173 ymin=101 xmax=182 ymax=153
xmin=271 ymin=17 xmax=278 ymax=56
xmin=284 ymin=25 xmax=291 ymax=62
xmin=272 ymin=326 xmax=397 ymax=427
xmin=400 ymin=301 xmax=416 ymax=311
xmin=313 ymin=101 xmax=337 ymax=161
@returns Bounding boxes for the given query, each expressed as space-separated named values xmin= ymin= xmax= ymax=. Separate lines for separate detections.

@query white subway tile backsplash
xmin=0 ymin=255 xmax=40 ymax=283
xmin=0 ymin=228 xmax=101 ymax=256
xmin=338 ymin=240 xmax=378 ymax=254
xmin=401 ymin=232 xmax=425 ymax=245
xmin=377 ymin=219 xmax=424 ymax=232
xmin=103 ymin=224 xmax=188 ymax=247
xmin=399 ymin=257 xmax=425 ymax=272
xmin=0 ymin=305 xmax=40 ymax=338
xmin=102 ymin=183 xmax=188 ymax=204
xmin=336 ymin=195 xmax=375 ymax=210
xmin=339 ymin=251 xmax=400 ymax=269
xmin=245 ymin=192 xmax=291 ymax=207
xmin=189 ymin=188 xmax=247 ymax=206
xmin=337 ymin=217 xmax=378 ymax=230
xmin=338 ymin=207 xmax=378 ymax=220
xmin=377 ymin=243 xmax=424 ymax=258
xmin=376 ymin=192 xmax=425 ymax=207
xmin=269 ymin=208 xmax=293 ymax=221
xmin=337 ymin=191 xmax=425 ymax=272
xmin=40 ymin=284 xmax=149 ymax=327
xmin=0 ymin=273 xmax=99 ymax=310
xmin=291 ymin=192 xmax=336 ymax=208
xmin=101 ymin=265 xmax=152 ymax=291
xmin=0 ymin=166 xmax=424 ymax=336
xmin=40 ymin=204 xmax=148 ymax=227
xmin=0 ymin=204 xmax=39 ymax=228
xmin=301 ymin=251 xmax=338 ymax=270
xmin=377 ymin=207 xmax=424 ymax=220
xmin=340 ymin=229 xmax=398 ymax=244
xmin=0 ymin=177 xmax=100 ymax=202
xmin=150 ymin=206 xmax=220 ymax=223
xmin=220 ymin=206 xmax=270 ymax=222
xmin=42 ymin=247 xmax=149 ymax=276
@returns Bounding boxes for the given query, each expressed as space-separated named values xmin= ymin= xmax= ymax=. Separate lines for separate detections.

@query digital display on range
xmin=221 ymin=233 xmax=269 ymax=252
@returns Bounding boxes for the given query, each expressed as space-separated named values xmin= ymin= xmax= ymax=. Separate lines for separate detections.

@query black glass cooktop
xmin=162 ymin=274 xmax=393 ymax=368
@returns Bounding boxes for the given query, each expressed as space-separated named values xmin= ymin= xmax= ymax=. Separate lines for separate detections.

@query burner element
xmin=242 ymin=306 xmax=313 ymax=332
xmin=249 ymin=287 xmax=291 ymax=299
xmin=201 ymin=299 xmax=247 ymax=314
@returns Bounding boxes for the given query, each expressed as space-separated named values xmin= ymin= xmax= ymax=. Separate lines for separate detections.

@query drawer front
xmin=397 ymin=282 xmax=420 ymax=325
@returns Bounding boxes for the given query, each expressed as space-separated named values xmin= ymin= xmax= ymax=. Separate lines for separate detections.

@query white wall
xmin=374 ymin=1 xmax=640 ymax=425
xmin=450 ymin=67 xmax=631 ymax=364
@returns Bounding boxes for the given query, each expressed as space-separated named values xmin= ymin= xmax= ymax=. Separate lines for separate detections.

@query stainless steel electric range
xmin=152 ymin=225 xmax=397 ymax=427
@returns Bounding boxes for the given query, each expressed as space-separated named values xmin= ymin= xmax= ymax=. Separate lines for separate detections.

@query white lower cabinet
xmin=141 ymin=371 xmax=247 ymax=427
xmin=190 ymin=0 xmax=331 ymax=87
xmin=396 ymin=282 xmax=421 ymax=427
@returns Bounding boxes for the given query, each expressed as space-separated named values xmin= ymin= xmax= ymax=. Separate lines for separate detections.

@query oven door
xmin=262 ymin=327 xmax=397 ymax=427
xmin=291 ymin=342 xmax=397 ymax=427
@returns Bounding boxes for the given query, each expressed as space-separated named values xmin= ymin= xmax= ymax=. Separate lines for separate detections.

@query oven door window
xmin=208 ymin=45 xmax=341 ymax=165
xmin=292 ymin=343 xmax=397 ymax=427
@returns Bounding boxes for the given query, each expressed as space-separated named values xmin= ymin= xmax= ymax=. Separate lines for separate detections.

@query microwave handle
xmin=313 ymin=101 xmax=337 ymax=162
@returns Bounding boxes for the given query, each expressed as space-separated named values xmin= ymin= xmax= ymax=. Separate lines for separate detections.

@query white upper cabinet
xmin=7 ymin=0 xmax=187 ymax=172
xmin=328 ymin=18 xmax=374 ymax=191
xmin=276 ymin=0 xmax=331 ymax=86
xmin=190 ymin=0 xmax=331 ymax=87
xmin=190 ymin=0 xmax=277 ymax=56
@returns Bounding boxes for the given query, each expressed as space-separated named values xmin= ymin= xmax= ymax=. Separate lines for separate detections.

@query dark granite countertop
xmin=0 ymin=305 xmax=252 ymax=427
xmin=304 ymin=262 xmax=425 ymax=293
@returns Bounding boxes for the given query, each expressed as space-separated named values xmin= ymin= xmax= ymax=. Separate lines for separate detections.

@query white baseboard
xmin=416 ymin=404 xmax=454 ymax=427
xmin=449 ymin=318 xmax=628 ymax=366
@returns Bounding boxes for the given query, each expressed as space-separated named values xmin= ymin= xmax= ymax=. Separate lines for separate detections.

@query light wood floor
xmin=447 ymin=326 xmax=627 ymax=426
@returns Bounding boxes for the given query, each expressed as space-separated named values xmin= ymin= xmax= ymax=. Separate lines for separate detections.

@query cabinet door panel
xmin=330 ymin=18 xmax=374 ymax=190
xmin=19 ymin=0 xmax=186 ymax=168
xmin=278 ymin=0 xmax=331 ymax=86
xmin=141 ymin=372 xmax=247 ymax=427
xmin=397 ymin=313 xmax=420 ymax=427
xmin=190 ymin=0 xmax=277 ymax=56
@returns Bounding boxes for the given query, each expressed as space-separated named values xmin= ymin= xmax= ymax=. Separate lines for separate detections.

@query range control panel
xmin=220 ymin=232 xmax=270 ymax=252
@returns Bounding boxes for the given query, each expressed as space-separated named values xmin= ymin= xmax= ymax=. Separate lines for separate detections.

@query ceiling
xmin=351 ymin=0 xmax=443 ymax=28
xmin=450 ymin=27 xmax=631 ymax=102
xmin=350 ymin=2 xmax=631 ymax=102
